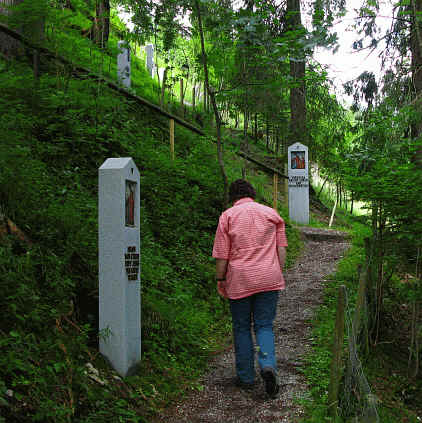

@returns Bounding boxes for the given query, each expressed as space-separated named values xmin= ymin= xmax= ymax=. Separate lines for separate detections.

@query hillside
xmin=0 ymin=38 xmax=304 ymax=421
xmin=1 ymin=1 xmax=422 ymax=422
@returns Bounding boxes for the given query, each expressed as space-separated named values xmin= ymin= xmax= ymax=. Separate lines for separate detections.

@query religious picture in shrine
xmin=125 ymin=180 xmax=136 ymax=226
xmin=291 ymin=151 xmax=306 ymax=169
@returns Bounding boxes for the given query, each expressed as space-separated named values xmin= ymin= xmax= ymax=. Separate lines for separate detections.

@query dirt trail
xmin=154 ymin=227 xmax=350 ymax=423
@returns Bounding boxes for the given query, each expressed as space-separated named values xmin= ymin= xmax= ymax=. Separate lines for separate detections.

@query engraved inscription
xmin=125 ymin=246 xmax=139 ymax=281
xmin=288 ymin=175 xmax=309 ymax=188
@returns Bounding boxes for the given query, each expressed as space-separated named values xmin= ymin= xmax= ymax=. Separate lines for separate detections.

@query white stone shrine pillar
xmin=158 ymin=67 xmax=165 ymax=84
xmin=99 ymin=158 xmax=141 ymax=377
xmin=288 ymin=142 xmax=309 ymax=224
xmin=145 ymin=44 xmax=154 ymax=76
xmin=117 ymin=41 xmax=131 ymax=88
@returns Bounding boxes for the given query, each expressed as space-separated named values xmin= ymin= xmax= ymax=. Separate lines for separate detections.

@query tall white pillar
xmin=288 ymin=142 xmax=309 ymax=224
xmin=99 ymin=158 xmax=141 ymax=377
xmin=117 ymin=41 xmax=131 ymax=88
xmin=145 ymin=44 xmax=154 ymax=76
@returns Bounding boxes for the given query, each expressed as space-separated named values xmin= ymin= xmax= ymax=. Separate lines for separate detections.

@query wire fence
xmin=331 ymin=271 xmax=379 ymax=422
xmin=340 ymin=286 xmax=379 ymax=422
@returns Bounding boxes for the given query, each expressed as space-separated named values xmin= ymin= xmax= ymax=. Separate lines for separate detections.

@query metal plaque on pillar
xmin=99 ymin=158 xmax=141 ymax=377
xmin=288 ymin=142 xmax=309 ymax=224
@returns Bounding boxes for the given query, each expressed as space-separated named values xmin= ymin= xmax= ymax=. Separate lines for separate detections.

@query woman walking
xmin=212 ymin=179 xmax=288 ymax=398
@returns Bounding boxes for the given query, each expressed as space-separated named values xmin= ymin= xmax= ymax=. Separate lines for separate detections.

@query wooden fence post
xmin=180 ymin=79 xmax=186 ymax=117
xmin=328 ymin=285 xmax=346 ymax=418
xmin=273 ymin=173 xmax=278 ymax=210
xmin=169 ymin=118 xmax=175 ymax=161
xmin=353 ymin=266 xmax=367 ymax=338
xmin=329 ymin=197 xmax=338 ymax=228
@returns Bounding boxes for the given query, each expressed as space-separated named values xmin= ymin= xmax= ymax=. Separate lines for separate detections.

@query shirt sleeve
xmin=276 ymin=218 xmax=288 ymax=247
xmin=212 ymin=213 xmax=231 ymax=259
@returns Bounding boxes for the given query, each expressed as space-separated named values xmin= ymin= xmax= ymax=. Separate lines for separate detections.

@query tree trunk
xmin=408 ymin=247 xmax=421 ymax=378
xmin=93 ymin=0 xmax=110 ymax=49
xmin=409 ymin=3 xmax=422 ymax=373
xmin=180 ymin=79 xmax=184 ymax=115
xmin=160 ymin=67 xmax=169 ymax=108
xmin=317 ymin=176 xmax=328 ymax=198
xmin=287 ymin=0 xmax=306 ymax=144
xmin=243 ymin=110 xmax=248 ymax=147
xmin=254 ymin=113 xmax=258 ymax=143
xmin=194 ymin=0 xmax=228 ymax=207
xmin=411 ymin=0 xmax=422 ymax=169
xmin=203 ymin=80 xmax=207 ymax=110
xmin=339 ymin=182 xmax=342 ymax=208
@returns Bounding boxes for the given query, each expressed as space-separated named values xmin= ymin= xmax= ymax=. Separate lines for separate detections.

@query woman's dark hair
xmin=229 ymin=179 xmax=256 ymax=203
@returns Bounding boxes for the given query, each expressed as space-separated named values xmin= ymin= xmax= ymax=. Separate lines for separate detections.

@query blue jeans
xmin=229 ymin=290 xmax=279 ymax=384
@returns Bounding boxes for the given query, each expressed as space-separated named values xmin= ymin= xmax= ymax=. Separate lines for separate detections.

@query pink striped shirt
xmin=212 ymin=198 xmax=288 ymax=299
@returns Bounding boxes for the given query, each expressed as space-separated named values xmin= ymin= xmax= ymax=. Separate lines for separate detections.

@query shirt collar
xmin=233 ymin=197 xmax=254 ymax=207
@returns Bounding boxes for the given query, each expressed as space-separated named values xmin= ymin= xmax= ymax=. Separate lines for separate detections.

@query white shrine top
xmin=99 ymin=157 xmax=134 ymax=170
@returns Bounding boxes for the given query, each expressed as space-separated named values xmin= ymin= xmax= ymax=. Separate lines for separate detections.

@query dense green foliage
xmin=306 ymin=3 xmax=422 ymax=418
xmin=300 ymin=208 xmax=422 ymax=422
xmin=0 ymin=65 xmax=199 ymax=421
xmin=0 ymin=37 xmax=301 ymax=423
xmin=1 ymin=0 xmax=421 ymax=421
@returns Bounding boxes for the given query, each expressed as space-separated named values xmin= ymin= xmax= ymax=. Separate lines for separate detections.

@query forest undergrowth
xmin=300 ymin=197 xmax=422 ymax=423
xmin=0 ymin=49 xmax=302 ymax=421
xmin=1 ymin=2 xmax=421 ymax=421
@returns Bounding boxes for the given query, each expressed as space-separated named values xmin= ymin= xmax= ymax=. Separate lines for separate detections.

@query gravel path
xmin=154 ymin=227 xmax=350 ymax=423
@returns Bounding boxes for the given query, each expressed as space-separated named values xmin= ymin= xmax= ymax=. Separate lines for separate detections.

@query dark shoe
xmin=234 ymin=377 xmax=255 ymax=391
xmin=261 ymin=367 xmax=279 ymax=398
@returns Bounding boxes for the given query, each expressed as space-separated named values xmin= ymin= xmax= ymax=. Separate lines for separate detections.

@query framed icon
xmin=291 ymin=151 xmax=306 ymax=169
xmin=125 ymin=180 xmax=136 ymax=226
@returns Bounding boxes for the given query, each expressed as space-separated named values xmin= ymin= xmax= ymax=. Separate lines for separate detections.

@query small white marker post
xmin=145 ymin=44 xmax=154 ymax=76
xmin=288 ymin=142 xmax=309 ymax=224
xmin=99 ymin=158 xmax=141 ymax=377
xmin=117 ymin=41 xmax=131 ymax=88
